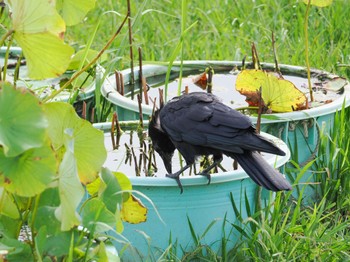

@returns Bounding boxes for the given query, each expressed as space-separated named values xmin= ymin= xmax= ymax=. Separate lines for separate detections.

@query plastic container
xmin=94 ymin=122 xmax=290 ymax=260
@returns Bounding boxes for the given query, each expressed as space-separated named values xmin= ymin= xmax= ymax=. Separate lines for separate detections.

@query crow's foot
xmin=197 ymin=172 xmax=211 ymax=185
xmin=166 ymin=173 xmax=184 ymax=194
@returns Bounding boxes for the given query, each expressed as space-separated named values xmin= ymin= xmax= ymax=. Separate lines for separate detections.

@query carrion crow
xmin=148 ymin=92 xmax=292 ymax=193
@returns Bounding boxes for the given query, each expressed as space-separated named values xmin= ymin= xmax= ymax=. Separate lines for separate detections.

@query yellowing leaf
xmin=56 ymin=0 xmax=96 ymax=26
xmin=121 ymin=195 xmax=147 ymax=224
xmin=86 ymin=176 xmax=102 ymax=196
xmin=86 ymin=171 xmax=132 ymax=200
xmin=114 ymin=172 xmax=132 ymax=194
xmin=6 ymin=0 xmax=74 ymax=79
xmin=303 ymin=0 xmax=333 ymax=7
xmin=15 ymin=32 xmax=74 ymax=79
xmin=7 ymin=0 xmax=65 ymax=35
xmin=235 ymin=69 xmax=307 ymax=113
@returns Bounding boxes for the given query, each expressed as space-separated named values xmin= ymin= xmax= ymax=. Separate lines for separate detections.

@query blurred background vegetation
xmin=63 ymin=0 xmax=350 ymax=78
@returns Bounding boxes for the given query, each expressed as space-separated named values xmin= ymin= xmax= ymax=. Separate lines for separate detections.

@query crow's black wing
xmin=160 ymin=92 xmax=284 ymax=156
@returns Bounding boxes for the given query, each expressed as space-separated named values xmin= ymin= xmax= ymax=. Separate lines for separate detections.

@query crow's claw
xmin=166 ymin=173 xmax=184 ymax=194
xmin=197 ymin=172 xmax=211 ymax=185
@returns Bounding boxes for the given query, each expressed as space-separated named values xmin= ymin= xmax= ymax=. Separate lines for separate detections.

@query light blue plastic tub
xmin=95 ymin=122 xmax=290 ymax=260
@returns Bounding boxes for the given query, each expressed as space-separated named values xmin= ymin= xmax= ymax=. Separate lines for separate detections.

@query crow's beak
xmin=160 ymin=152 xmax=173 ymax=174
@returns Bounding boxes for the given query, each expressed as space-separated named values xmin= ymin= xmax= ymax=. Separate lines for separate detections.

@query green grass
xmin=65 ymin=0 xmax=350 ymax=79
xmin=64 ymin=1 xmax=350 ymax=260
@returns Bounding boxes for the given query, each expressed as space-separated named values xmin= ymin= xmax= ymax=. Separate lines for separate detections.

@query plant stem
xmin=304 ymin=0 xmax=314 ymax=102
xmin=0 ymin=29 xmax=13 ymax=50
xmin=177 ymin=0 xmax=187 ymax=96
xmin=2 ymin=36 xmax=14 ymax=82
xmin=127 ymin=0 xmax=135 ymax=90
xmin=42 ymin=14 xmax=128 ymax=103
xmin=30 ymin=195 xmax=43 ymax=262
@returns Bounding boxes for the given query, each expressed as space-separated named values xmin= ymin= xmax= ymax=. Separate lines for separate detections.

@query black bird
xmin=148 ymin=92 xmax=292 ymax=193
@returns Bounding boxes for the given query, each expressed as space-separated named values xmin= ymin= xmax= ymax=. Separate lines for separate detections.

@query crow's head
xmin=148 ymin=109 xmax=175 ymax=174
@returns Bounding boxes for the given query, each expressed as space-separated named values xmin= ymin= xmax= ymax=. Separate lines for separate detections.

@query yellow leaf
xmin=15 ymin=33 xmax=74 ymax=79
xmin=235 ymin=69 xmax=307 ymax=113
xmin=8 ymin=0 xmax=65 ymax=35
xmin=121 ymin=195 xmax=147 ymax=224
xmin=6 ymin=0 xmax=74 ymax=79
xmin=86 ymin=176 xmax=102 ymax=196
xmin=303 ymin=0 xmax=333 ymax=7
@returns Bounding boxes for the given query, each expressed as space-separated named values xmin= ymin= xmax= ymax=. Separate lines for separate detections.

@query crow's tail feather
xmin=233 ymin=151 xmax=292 ymax=191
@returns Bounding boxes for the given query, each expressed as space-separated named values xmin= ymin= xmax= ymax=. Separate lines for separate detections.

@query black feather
xmin=148 ymin=92 xmax=292 ymax=192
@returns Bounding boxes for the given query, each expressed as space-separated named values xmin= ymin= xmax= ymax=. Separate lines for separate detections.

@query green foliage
xmin=227 ymin=177 xmax=350 ymax=261
xmin=0 ymin=83 xmax=133 ymax=260
xmin=0 ymin=84 xmax=47 ymax=157
xmin=4 ymin=0 xmax=74 ymax=79
xmin=313 ymin=103 xmax=350 ymax=213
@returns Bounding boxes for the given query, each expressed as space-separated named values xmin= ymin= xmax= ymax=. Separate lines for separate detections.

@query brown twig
xmin=131 ymin=147 xmax=140 ymax=176
xmin=207 ymin=67 xmax=213 ymax=93
xmin=111 ymin=112 xmax=116 ymax=149
xmin=111 ymin=112 xmax=122 ymax=149
xmin=127 ymin=0 xmax=135 ymax=95
xmin=115 ymin=70 xmax=121 ymax=94
xmin=90 ymin=107 xmax=95 ymax=123
xmin=142 ymin=77 xmax=149 ymax=105
xmin=137 ymin=94 xmax=143 ymax=128
xmin=251 ymin=43 xmax=261 ymax=70
xmin=256 ymin=86 xmax=263 ymax=134
xmin=82 ymin=101 xmax=87 ymax=120
xmin=159 ymin=88 xmax=164 ymax=108
xmin=138 ymin=47 xmax=143 ymax=81
xmin=272 ymin=32 xmax=281 ymax=76
xmin=120 ymin=73 xmax=124 ymax=96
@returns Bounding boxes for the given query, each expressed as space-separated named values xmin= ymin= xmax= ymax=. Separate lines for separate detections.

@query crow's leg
xmin=166 ymin=164 xmax=192 ymax=194
xmin=197 ymin=155 xmax=223 ymax=185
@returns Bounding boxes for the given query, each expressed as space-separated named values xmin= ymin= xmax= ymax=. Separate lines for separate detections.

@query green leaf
xmin=35 ymin=226 xmax=48 ymax=258
xmin=0 ymin=237 xmax=33 ymax=261
xmin=56 ymin=0 xmax=96 ymax=26
xmin=0 ymin=144 xmax=56 ymax=197
xmin=0 ymin=83 xmax=47 ymax=157
xmin=68 ymin=49 xmax=101 ymax=70
xmin=81 ymin=198 xmax=116 ymax=233
xmin=6 ymin=0 xmax=75 ymax=79
xmin=44 ymin=102 xmax=107 ymax=184
xmin=0 ymin=215 xmax=21 ymax=239
xmin=55 ymin=132 xmax=85 ymax=231
xmin=43 ymin=231 xmax=73 ymax=257
xmin=0 ymin=188 xmax=19 ymax=219
xmin=70 ymin=71 xmax=94 ymax=89
xmin=100 ymin=168 xmax=123 ymax=214
xmin=303 ymin=0 xmax=333 ymax=7
xmin=34 ymin=206 xmax=61 ymax=236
